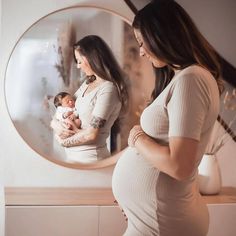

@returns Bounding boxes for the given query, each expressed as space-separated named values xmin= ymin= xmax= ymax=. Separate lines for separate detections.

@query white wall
xmin=177 ymin=0 xmax=236 ymax=66
xmin=1 ymin=0 xmax=235 ymax=188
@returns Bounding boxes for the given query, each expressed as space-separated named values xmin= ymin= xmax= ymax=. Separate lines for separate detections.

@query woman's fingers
xmin=59 ymin=130 xmax=75 ymax=139
xmin=51 ymin=117 xmax=75 ymax=139
xmin=114 ymin=199 xmax=128 ymax=221
xmin=128 ymin=125 xmax=143 ymax=146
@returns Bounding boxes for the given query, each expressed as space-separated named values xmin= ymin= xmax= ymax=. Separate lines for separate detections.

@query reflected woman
xmin=111 ymin=0 xmax=222 ymax=235
xmin=51 ymin=35 xmax=128 ymax=163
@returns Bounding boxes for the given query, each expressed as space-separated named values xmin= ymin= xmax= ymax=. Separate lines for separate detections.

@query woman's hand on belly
xmin=114 ymin=199 xmax=128 ymax=221
xmin=128 ymin=125 xmax=146 ymax=147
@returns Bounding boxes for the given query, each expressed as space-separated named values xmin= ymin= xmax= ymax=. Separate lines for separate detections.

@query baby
xmin=54 ymin=92 xmax=81 ymax=131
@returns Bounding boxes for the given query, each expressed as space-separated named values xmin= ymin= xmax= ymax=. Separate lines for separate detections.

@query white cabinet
xmin=5 ymin=187 xmax=236 ymax=236
xmin=5 ymin=205 xmax=128 ymax=236
xmin=5 ymin=187 xmax=128 ymax=236
xmin=6 ymin=206 xmax=99 ymax=236
xmin=207 ymin=204 xmax=236 ymax=236
xmin=6 ymin=204 xmax=236 ymax=236
xmin=99 ymin=206 xmax=127 ymax=236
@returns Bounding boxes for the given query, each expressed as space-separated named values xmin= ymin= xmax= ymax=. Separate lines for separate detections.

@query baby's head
xmin=54 ymin=92 xmax=75 ymax=108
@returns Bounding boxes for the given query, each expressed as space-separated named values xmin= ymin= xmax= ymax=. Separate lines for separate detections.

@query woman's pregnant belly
xmin=112 ymin=147 xmax=160 ymax=235
xmin=112 ymin=147 xmax=159 ymax=201
xmin=112 ymin=147 xmax=209 ymax=236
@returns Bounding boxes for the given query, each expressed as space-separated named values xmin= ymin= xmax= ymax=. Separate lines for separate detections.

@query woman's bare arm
xmin=57 ymin=116 xmax=106 ymax=147
xmin=129 ymin=125 xmax=198 ymax=181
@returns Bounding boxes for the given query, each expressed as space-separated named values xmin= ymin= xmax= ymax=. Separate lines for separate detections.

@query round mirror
xmin=4 ymin=6 xmax=154 ymax=169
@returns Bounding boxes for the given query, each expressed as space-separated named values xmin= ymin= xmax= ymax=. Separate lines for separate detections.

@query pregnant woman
xmin=51 ymin=35 xmax=128 ymax=163
xmin=112 ymin=1 xmax=222 ymax=235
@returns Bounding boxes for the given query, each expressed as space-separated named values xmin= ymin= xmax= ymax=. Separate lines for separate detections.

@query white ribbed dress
xmin=112 ymin=65 xmax=220 ymax=236
xmin=65 ymin=80 xmax=121 ymax=163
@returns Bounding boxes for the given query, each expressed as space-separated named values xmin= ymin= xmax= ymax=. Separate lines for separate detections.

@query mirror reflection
xmin=5 ymin=7 xmax=154 ymax=166
xmin=50 ymin=34 xmax=128 ymax=164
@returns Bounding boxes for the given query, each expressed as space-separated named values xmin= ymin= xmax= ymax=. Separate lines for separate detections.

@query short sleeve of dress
xmin=167 ymin=73 xmax=210 ymax=141
xmin=92 ymin=82 xmax=120 ymax=120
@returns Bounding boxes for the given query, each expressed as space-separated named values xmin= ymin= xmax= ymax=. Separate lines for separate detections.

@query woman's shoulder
xmin=173 ymin=65 xmax=216 ymax=87
xmin=178 ymin=65 xmax=213 ymax=80
xmin=168 ymin=65 xmax=219 ymax=103
xmin=95 ymin=80 xmax=120 ymax=104
xmin=98 ymin=80 xmax=118 ymax=93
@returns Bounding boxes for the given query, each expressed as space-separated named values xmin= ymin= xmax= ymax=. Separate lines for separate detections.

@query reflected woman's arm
xmin=56 ymin=115 xmax=105 ymax=147
xmin=58 ymin=126 xmax=99 ymax=147
xmin=50 ymin=117 xmax=75 ymax=139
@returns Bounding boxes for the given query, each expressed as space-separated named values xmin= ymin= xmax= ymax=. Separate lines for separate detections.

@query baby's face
xmin=61 ymin=95 xmax=75 ymax=108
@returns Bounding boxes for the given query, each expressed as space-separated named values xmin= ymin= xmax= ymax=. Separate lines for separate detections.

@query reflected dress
xmin=112 ymin=65 xmax=220 ymax=236
xmin=65 ymin=80 xmax=121 ymax=163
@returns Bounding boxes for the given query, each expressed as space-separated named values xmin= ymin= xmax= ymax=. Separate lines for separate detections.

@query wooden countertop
xmin=5 ymin=187 xmax=236 ymax=206
xmin=201 ymin=186 xmax=236 ymax=204
xmin=5 ymin=187 xmax=116 ymax=206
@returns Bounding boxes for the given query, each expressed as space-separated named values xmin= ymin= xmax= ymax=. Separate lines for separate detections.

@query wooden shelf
xmin=5 ymin=187 xmax=236 ymax=206
xmin=201 ymin=187 xmax=236 ymax=204
xmin=5 ymin=187 xmax=116 ymax=206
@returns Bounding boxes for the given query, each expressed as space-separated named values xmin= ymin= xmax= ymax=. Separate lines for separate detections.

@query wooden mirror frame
xmin=4 ymin=6 xmax=134 ymax=169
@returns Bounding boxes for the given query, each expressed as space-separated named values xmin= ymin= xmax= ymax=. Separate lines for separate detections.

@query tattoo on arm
xmin=90 ymin=116 xmax=106 ymax=128
xmin=58 ymin=116 xmax=105 ymax=147
xmin=60 ymin=132 xmax=87 ymax=147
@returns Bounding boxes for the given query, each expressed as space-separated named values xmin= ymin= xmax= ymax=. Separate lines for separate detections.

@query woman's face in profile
xmin=74 ymin=50 xmax=94 ymax=76
xmin=134 ymin=29 xmax=167 ymax=68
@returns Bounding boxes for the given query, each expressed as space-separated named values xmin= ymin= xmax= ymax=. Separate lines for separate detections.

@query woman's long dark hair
xmin=73 ymin=35 xmax=128 ymax=110
xmin=133 ymin=0 xmax=222 ymax=101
